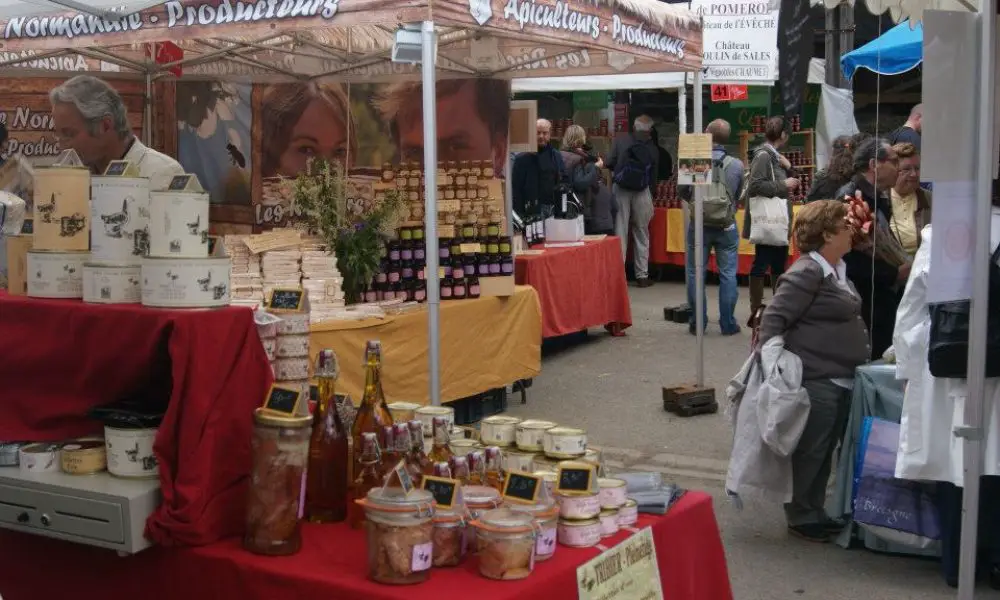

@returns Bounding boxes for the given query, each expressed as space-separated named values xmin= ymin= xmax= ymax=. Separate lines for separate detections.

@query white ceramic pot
xmin=555 ymin=492 xmax=601 ymax=520
xmin=105 ymin=426 xmax=159 ymax=479
xmin=515 ymin=420 xmax=557 ymax=451
xmin=543 ymin=427 xmax=587 ymax=458
xmin=83 ymin=263 xmax=141 ymax=304
xmin=480 ymin=416 xmax=520 ymax=447
xmin=599 ymin=509 xmax=619 ymax=537
xmin=26 ymin=251 xmax=86 ymax=298
xmin=90 ymin=176 xmax=151 ymax=264
xmin=141 ymin=257 xmax=231 ymax=308
xmin=32 ymin=166 xmax=90 ymax=252
xmin=617 ymin=500 xmax=638 ymax=527
xmin=557 ymin=518 xmax=601 ymax=548
xmin=415 ymin=406 xmax=454 ymax=437
xmin=148 ymin=190 xmax=209 ymax=258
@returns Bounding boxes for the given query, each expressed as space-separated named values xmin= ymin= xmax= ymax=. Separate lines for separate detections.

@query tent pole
xmin=421 ymin=20 xmax=442 ymax=407
xmin=958 ymin=3 xmax=995 ymax=598
xmin=678 ymin=86 xmax=687 ymax=135
xmin=143 ymin=72 xmax=152 ymax=147
xmin=692 ymin=71 xmax=704 ymax=387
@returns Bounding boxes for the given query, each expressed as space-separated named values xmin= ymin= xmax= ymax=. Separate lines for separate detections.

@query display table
xmin=515 ymin=236 xmax=632 ymax=338
xmin=0 ymin=293 xmax=273 ymax=546
xmin=648 ymin=207 xmax=803 ymax=274
xmin=828 ymin=362 xmax=936 ymax=557
xmin=309 ymin=286 xmax=542 ymax=405
xmin=0 ymin=491 xmax=732 ymax=600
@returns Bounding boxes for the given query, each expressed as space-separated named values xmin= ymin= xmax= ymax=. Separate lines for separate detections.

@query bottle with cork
xmin=305 ymin=349 xmax=351 ymax=523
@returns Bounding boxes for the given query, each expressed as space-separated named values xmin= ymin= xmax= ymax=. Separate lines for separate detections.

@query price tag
xmin=262 ymin=384 xmax=302 ymax=416
xmin=459 ymin=243 xmax=483 ymax=254
xmin=556 ymin=463 xmax=595 ymax=494
xmin=267 ymin=288 xmax=305 ymax=312
xmin=103 ymin=160 xmax=139 ymax=177
xmin=165 ymin=173 xmax=204 ymax=192
xmin=502 ymin=471 xmax=542 ymax=504
xmin=422 ymin=475 xmax=459 ymax=509
xmin=393 ymin=459 xmax=415 ymax=495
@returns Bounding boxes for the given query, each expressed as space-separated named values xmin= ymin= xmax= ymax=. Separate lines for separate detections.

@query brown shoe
xmin=636 ymin=278 xmax=654 ymax=288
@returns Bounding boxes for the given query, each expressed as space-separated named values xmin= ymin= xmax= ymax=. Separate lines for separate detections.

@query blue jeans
xmin=686 ymin=225 xmax=740 ymax=333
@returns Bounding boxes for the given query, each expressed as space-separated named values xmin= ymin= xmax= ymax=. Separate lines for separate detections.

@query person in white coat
xmin=893 ymin=189 xmax=1000 ymax=587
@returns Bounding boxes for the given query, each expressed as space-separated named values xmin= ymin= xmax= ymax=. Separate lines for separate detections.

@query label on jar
xmin=441 ymin=286 xmax=453 ymax=298
xmin=376 ymin=272 xmax=387 ymax=284
xmin=470 ymin=284 xmax=480 ymax=296
xmin=416 ymin=289 xmax=426 ymax=301
xmin=412 ymin=542 xmax=433 ymax=572
xmin=537 ymin=527 xmax=557 ymax=556
xmin=365 ymin=291 xmax=377 ymax=303
xmin=501 ymin=261 xmax=513 ymax=275
xmin=390 ymin=249 xmax=401 ymax=261
xmin=478 ymin=263 xmax=490 ymax=276
xmin=500 ymin=242 xmax=511 ymax=254
xmin=389 ymin=271 xmax=400 ymax=283
xmin=439 ymin=248 xmax=450 ymax=259
xmin=401 ymin=248 xmax=413 ymax=260
xmin=454 ymin=283 xmax=466 ymax=296
xmin=487 ymin=243 xmax=500 ymax=254
xmin=402 ymin=267 xmax=414 ymax=279
xmin=415 ymin=248 xmax=425 ymax=260
xmin=489 ymin=263 xmax=501 ymax=275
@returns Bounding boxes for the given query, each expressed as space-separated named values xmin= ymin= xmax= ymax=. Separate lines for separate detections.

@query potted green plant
xmin=288 ymin=159 xmax=405 ymax=304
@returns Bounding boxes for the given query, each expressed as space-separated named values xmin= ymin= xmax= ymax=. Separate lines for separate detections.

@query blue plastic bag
xmin=852 ymin=417 xmax=941 ymax=548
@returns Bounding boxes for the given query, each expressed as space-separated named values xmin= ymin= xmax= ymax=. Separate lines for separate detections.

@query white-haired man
xmin=51 ymin=75 xmax=183 ymax=189
xmin=511 ymin=118 xmax=566 ymax=218
xmin=606 ymin=114 xmax=659 ymax=287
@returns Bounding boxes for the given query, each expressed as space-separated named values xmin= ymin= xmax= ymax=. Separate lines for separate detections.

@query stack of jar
xmin=364 ymin=226 xmax=427 ymax=303
xmin=653 ymin=175 xmax=680 ymax=208
xmin=270 ymin=308 xmax=311 ymax=404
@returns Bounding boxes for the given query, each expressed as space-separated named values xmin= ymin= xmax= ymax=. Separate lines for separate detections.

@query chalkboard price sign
xmin=422 ymin=475 xmax=459 ymax=509
xmin=556 ymin=464 xmax=594 ymax=494
xmin=262 ymin=384 xmax=302 ymax=416
xmin=167 ymin=174 xmax=194 ymax=191
xmin=502 ymin=471 xmax=541 ymax=504
xmin=267 ymin=288 xmax=305 ymax=312
xmin=103 ymin=160 xmax=132 ymax=176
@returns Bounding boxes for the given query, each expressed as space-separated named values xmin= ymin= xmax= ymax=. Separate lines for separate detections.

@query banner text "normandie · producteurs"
xmin=3 ymin=0 xmax=340 ymax=42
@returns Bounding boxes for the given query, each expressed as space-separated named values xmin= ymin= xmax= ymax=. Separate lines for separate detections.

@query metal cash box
xmin=0 ymin=467 xmax=160 ymax=555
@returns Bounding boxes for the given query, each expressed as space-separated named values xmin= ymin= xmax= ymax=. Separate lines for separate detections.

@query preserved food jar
xmin=432 ymin=508 xmax=467 ymax=567
xmin=244 ymin=409 xmax=312 ymax=556
xmin=557 ymin=517 xmax=601 ymax=548
xmin=473 ymin=508 xmax=538 ymax=580
xmin=599 ymin=508 xmax=619 ymax=537
xmin=357 ymin=487 xmax=436 ymax=584
xmin=507 ymin=498 xmax=559 ymax=562
xmin=556 ymin=491 xmax=601 ymax=520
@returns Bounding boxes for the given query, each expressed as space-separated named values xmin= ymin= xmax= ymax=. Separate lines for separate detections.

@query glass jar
xmin=499 ymin=236 xmax=512 ymax=255
xmin=244 ymin=409 xmax=312 ymax=556
xmin=478 ymin=185 xmax=489 ymax=199
xmin=557 ymin=517 xmax=602 ymax=548
xmin=452 ymin=267 xmax=467 ymax=300
xmin=461 ymin=224 xmax=476 ymax=239
xmin=438 ymin=238 xmax=451 ymax=262
xmin=415 ymin=280 xmax=427 ymax=302
xmin=449 ymin=238 xmax=462 ymax=258
xmin=444 ymin=186 xmax=456 ymax=200
xmin=488 ymin=255 xmax=501 ymax=276
xmin=477 ymin=255 xmax=490 ymax=277
xmin=463 ymin=254 xmax=476 ymax=277
xmin=382 ymin=163 xmax=395 ymax=182
xmin=501 ymin=255 xmax=514 ymax=276
xmin=487 ymin=222 xmax=501 ymax=237
xmin=486 ymin=237 xmax=500 ymax=255
xmin=388 ymin=241 xmax=401 ymax=262
xmin=468 ymin=276 xmax=481 ymax=299
xmin=440 ymin=277 xmax=454 ymax=300
xmin=473 ymin=508 xmax=537 ymax=581
xmin=432 ymin=508 xmax=467 ymax=567
xmin=358 ymin=487 xmax=435 ymax=585
xmin=482 ymin=160 xmax=495 ymax=179
xmin=507 ymin=500 xmax=559 ymax=562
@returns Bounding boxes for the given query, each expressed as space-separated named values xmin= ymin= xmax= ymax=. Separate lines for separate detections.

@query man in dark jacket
xmin=606 ymin=114 xmax=659 ymax=287
xmin=511 ymin=118 xmax=565 ymax=218
xmin=835 ymin=137 xmax=903 ymax=359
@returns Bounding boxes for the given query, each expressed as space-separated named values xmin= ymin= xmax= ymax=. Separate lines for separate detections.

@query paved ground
xmin=507 ymin=278 xmax=1000 ymax=599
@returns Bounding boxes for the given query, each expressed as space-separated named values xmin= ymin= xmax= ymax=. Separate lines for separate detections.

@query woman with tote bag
xmin=744 ymin=116 xmax=800 ymax=323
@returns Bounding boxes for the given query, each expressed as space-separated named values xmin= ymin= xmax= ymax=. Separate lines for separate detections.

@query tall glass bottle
xmin=305 ymin=349 xmax=351 ymax=523
xmin=467 ymin=451 xmax=486 ymax=486
xmin=427 ymin=416 xmax=453 ymax=465
xmin=484 ymin=447 xmax=504 ymax=492
xmin=408 ymin=420 xmax=434 ymax=477
xmin=347 ymin=432 xmax=382 ymax=529
xmin=350 ymin=341 xmax=393 ymax=478
xmin=379 ymin=425 xmax=399 ymax=481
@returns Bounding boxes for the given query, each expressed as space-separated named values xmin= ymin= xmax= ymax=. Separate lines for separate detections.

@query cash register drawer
xmin=0 ymin=483 xmax=124 ymax=543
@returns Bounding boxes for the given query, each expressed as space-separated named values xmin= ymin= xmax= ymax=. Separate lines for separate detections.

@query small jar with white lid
xmin=472 ymin=508 xmax=538 ymax=580
xmin=507 ymin=498 xmax=559 ymax=562
xmin=356 ymin=487 xmax=436 ymax=585
xmin=599 ymin=508 xmax=619 ymax=537
xmin=617 ymin=499 xmax=638 ymax=527
xmin=557 ymin=517 xmax=602 ymax=548
xmin=556 ymin=491 xmax=601 ymax=520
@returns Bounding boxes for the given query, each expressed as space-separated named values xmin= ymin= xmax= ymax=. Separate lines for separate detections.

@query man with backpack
xmin=607 ymin=114 xmax=659 ymax=287
xmin=679 ymin=119 xmax=744 ymax=335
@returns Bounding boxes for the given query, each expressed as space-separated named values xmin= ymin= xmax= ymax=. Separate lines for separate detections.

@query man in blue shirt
xmin=679 ymin=119 xmax=744 ymax=335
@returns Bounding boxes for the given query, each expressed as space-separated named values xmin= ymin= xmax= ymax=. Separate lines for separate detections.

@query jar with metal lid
xmin=598 ymin=477 xmax=628 ymax=509
xmin=556 ymin=491 xmax=602 ymax=520
xmin=449 ymin=437 xmax=482 ymax=457
xmin=432 ymin=507 xmax=468 ymax=567
xmin=487 ymin=221 xmax=501 ymax=237
xmin=478 ymin=184 xmax=489 ymax=199
xmin=244 ymin=409 xmax=312 ymax=556
xmin=557 ymin=517 xmax=602 ymax=548
xmin=516 ymin=420 xmax=557 ymax=451
xmin=357 ymin=487 xmax=436 ymax=584
xmin=502 ymin=449 xmax=537 ymax=474
xmin=481 ymin=415 xmax=520 ymax=447
xmin=599 ymin=508 xmax=619 ymax=537
xmin=617 ymin=499 xmax=638 ymax=527
xmin=543 ymin=426 xmax=587 ymax=458
xmin=482 ymin=160 xmax=495 ymax=179
xmin=382 ymin=163 xmax=394 ymax=182
xmin=473 ymin=508 xmax=538 ymax=580
xmin=507 ymin=499 xmax=559 ymax=561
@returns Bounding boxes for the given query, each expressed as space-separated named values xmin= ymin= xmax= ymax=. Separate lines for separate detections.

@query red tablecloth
xmin=0 ymin=294 xmax=273 ymax=546
xmin=515 ymin=237 xmax=632 ymax=338
xmin=0 ymin=491 xmax=732 ymax=600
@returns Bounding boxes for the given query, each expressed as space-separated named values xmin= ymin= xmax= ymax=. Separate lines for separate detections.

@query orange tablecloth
xmin=515 ymin=236 xmax=632 ymax=338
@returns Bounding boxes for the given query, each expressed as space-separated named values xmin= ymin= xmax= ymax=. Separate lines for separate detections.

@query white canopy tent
xmin=0 ymin=0 xmax=705 ymax=408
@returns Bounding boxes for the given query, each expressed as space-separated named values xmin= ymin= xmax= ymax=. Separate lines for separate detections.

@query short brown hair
xmin=764 ymin=116 xmax=785 ymax=143
xmin=260 ymin=82 xmax=356 ymax=177
xmin=794 ymin=200 xmax=848 ymax=253
xmin=892 ymin=142 xmax=918 ymax=160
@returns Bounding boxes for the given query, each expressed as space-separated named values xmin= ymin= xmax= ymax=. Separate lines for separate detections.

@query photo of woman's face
xmin=276 ymin=98 xmax=348 ymax=177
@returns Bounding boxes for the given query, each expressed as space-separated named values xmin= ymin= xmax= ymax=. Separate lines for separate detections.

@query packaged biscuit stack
xmin=261 ymin=248 xmax=302 ymax=300
xmin=300 ymin=236 xmax=345 ymax=323
xmin=225 ymin=235 xmax=264 ymax=308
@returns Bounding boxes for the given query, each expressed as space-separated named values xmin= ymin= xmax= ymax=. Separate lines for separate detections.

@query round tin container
xmin=18 ymin=443 xmax=61 ymax=474
xmin=480 ymin=416 xmax=520 ymax=447
xmin=105 ymin=426 xmax=159 ymax=479
xmin=26 ymin=250 xmax=86 ymax=298
xmin=556 ymin=491 xmax=601 ymax=520
xmin=502 ymin=450 xmax=538 ymax=474
xmin=543 ymin=427 xmax=587 ymax=459
xmin=599 ymin=509 xmax=619 ymax=537
xmin=387 ymin=402 xmax=421 ymax=423
xmin=0 ymin=442 xmax=28 ymax=467
xmin=617 ymin=499 xmax=638 ymax=527
xmin=83 ymin=263 xmax=141 ymax=304
xmin=449 ymin=438 xmax=482 ymax=456
xmin=148 ymin=190 xmax=210 ymax=258
xmin=141 ymin=257 xmax=231 ymax=308
xmin=90 ymin=176 xmax=151 ymax=265
xmin=598 ymin=478 xmax=628 ymax=509
xmin=415 ymin=406 xmax=454 ymax=437
xmin=33 ymin=165 xmax=91 ymax=252
xmin=60 ymin=439 xmax=107 ymax=475
xmin=515 ymin=420 xmax=557 ymax=451
xmin=557 ymin=518 xmax=602 ymax=548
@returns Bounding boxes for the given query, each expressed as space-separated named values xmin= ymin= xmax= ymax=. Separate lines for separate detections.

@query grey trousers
xmin=613 ymin=185 xmax=654 ymax=279
xmin=784 ymin=379 xmax=852 ymax=526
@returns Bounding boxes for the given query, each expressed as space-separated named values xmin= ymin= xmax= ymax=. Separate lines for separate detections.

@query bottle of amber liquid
xmin=427 ymin=416 xmax=453 ymax=465
xmin=408 ymin=420 xmax=434 ymax=477
xmin=450 ymin=455 xmax=471 ymax=486
xmin=350 ymin=341 xmax=393 ymax=477
xmin=305 ymin=349 xmax=351 ymax=523
xmin=484 ymin=447 xmax=504 ymax=492
xmin=347 ymin=432 xmax=382 ymax=529
xmin=379 ymin=425 xmax=399 ymax=482
xmin=467 ymin=451 xmax=486 ymax=485
xmin=392 ymin=423 xmax=415 ymax=485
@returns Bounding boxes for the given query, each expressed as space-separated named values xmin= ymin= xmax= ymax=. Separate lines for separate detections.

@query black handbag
xmin=926 ymin=243 xmax=1000 ymax=378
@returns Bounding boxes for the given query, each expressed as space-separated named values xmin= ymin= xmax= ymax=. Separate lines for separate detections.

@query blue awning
xmin=841 ymin=20 xmax=923 ymax=79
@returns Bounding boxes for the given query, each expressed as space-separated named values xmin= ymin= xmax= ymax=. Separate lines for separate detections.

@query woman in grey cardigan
xmin=758 ymin=200 xmax=870 ymax=543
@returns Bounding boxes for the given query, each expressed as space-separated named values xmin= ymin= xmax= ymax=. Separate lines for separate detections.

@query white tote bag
xmin=748 ymin=160 xmax=790 ymax=246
